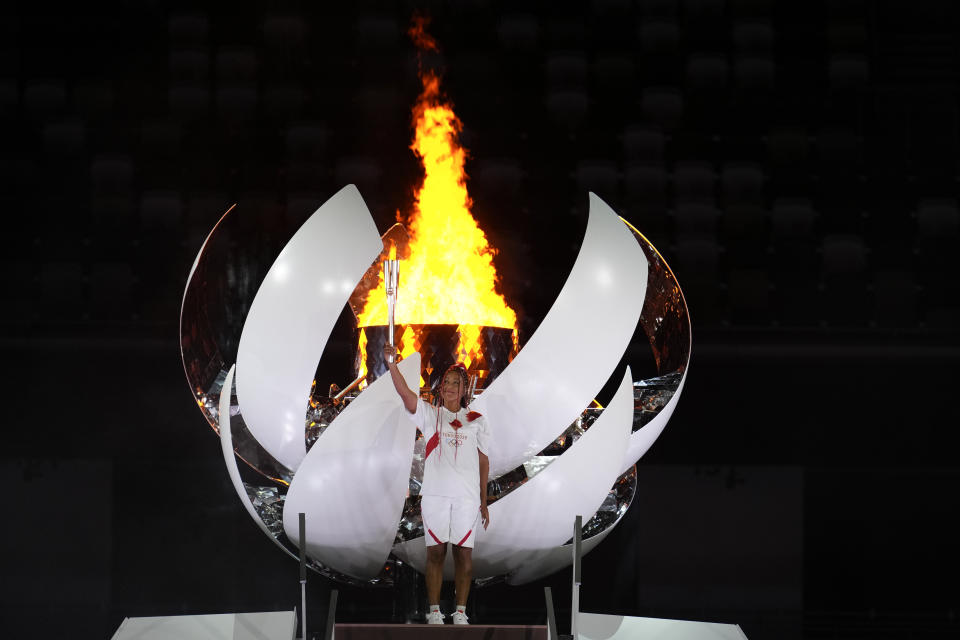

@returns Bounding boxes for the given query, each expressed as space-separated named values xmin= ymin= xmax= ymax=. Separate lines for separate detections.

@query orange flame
xmin=408 ymin=14 xmax=438 ymax=52
xmin=356 ymin=20 xmax=516 ymax=330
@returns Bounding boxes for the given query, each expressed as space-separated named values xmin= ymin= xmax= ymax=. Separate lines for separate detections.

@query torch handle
xmin=384 ymin=259 xmax=399 ymax=363
xmin=387 ymin=298 xmax=396 ymax=356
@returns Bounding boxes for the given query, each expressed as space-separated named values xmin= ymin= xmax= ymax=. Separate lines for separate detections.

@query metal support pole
xmin=544 ymin=586 xmax=559 ymax=640
xmin=571 ymin=515 xmax=582 ymax=640
xmin=383 ymin=259 xmax=399 ymax=361
xmin=299 ymin=512 xmax=307 ymax=640
xmin=325 ymin=589 xmax=339 ymax=640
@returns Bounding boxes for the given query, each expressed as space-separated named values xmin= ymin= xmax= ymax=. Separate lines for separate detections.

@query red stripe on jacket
xmin=424 ymin=430 xmax=440 ymax=460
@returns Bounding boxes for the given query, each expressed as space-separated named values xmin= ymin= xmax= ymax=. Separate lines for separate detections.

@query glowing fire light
xmin=355 ymin=17 xmax=517 ymax=332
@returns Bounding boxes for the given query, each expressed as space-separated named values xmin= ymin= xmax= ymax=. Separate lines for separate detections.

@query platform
xmin=333 ymin=623 xmax=548 ymax=639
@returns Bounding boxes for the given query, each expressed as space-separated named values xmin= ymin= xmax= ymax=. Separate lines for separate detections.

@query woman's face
xmin=441 ymin=371 xmax=464 ymax=407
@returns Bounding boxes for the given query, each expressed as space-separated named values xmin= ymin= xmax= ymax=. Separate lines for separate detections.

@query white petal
xmin=236 ymin=185 xmax=382 ymax=471
xmin=283 ymin=354 xmax=421 ymax=580
xmin=473 ymin=193 xmax=648 ymax=478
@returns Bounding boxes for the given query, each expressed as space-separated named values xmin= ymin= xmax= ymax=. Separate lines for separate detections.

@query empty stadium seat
xmin=139 ymin=121 xmax=182 ymax=159
xmin=721 ymin=203 xmax=768 ymax=266
xmin=624 ymin=165 xmax=669 ymax=207
xmin=914 ymin=198 xmax=959 ymax=278
xmin=820 ymin=233 xmax=870 ymax=326
xmin=546 ymin=52 xmax=588 ymax=88
xmin=673 ymin=161 xmax=716 ymax=202
xmin=637 ymin=0 xmax=681 ymax=19
xmin=637 ymin=20 xmax=680 ymax=54
xmin=263 ymin=84 xmax=304 ymax=120
xmin=23 ymin=80 xmax=66 ymax=119
xmin=639 ymin=87 xmax=684 ymax=129
xmin=593 ymin=53 xmax=636 ymax=93
xmin=89 ymin=262 xmax=138 ymax=321
xmin=38 ymin=261 xmax=85 ymax=321
xmin=732 ymin=21 xmax=774 ymax=53
xmin=285 ymin=122 xmax=328 ymax=159
xmin=263 ymin=14 xmax=307 ymax=49
xmin=673 ymin=236 xmax=723 ymax=324
xmin=545 ymin=89 xmax=589 ymax=130
xmin=721 ymin=162 xmax=765 ymax=206
xmin=497 ymin=14 xmax=540 ymax=50
xmin=733 ymin=55 xmax=775 ymax=90
xmin=169 ymin=49 xmax=209 ymax=84
xmin=73 ymin=82 xmax=115 ymax=120
xmin=674 ymin=201 xmax=720 ymax=239
xmin=216 ymin=85 xmax=258 ymax=121
xmin=216 ymin=47 xmax=258 ymax=83
xmin=727 ymin=267 xmax=772 ymax=324
xmin=685 ymin=53 xmax=729 ymax=93
xmin=873 ymin=269 xmax=918 ymax=328
xmin=355 ymin=13 xmax=400 ymax=49
xmin=828 ymin=54 xmax=870 ymax=91
xmin=771 ymin=197 xmax=817 ymax=240
xmin=334 ymin=156 xmax=383 ymax=197
xmin=622 ymin=125 xmax=666 ymax=165
xmin=574 ymin=160 xmax=620 ymax=200
xmin=168 ymin=12 xmax=208 ymax=44
xmin=139 ymin=191 xmax=183 ymax=231
xmin=168 ymin=85 xmax=210 ymax=120
xmin=473 ymin=158 xmax=525 ymax=198
xmin=42 ymin=119 xmax=86 ymax=157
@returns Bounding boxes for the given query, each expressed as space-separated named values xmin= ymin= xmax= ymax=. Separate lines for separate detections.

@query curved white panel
xmin=394 ymin=366 xmax=634 ymax=580
xmin=236 ymin=185 xmax=382 ymax=471
xmin=473 ymin=193 xmax=648 ymax=478
xmin=505 ymin=508 xmax=620 ymax=585
xmin=283 ymin=354 xmax=421 ymax=580
xmin=622 ymin=372 xmax=688 ymax=475
xmin=218 ymin=364 xmax=299 ymax=562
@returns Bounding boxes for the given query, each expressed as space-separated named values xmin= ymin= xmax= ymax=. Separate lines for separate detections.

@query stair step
xmin=333 ymin=623 xmax=549 ymax=639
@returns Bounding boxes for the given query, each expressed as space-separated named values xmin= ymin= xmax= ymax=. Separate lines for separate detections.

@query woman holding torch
xmin=383 ymin=343 xmax=491 ymax=625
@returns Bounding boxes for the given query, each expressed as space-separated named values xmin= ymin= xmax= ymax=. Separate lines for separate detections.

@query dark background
xmin=2 ymin=1 xmax=959 ymax=638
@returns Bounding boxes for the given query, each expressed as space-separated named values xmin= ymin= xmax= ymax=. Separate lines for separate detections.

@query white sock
xmin=456 ymin=605 xmax=466 ymax=614
xmin=429 ymin=604 xmax=441 ymax=613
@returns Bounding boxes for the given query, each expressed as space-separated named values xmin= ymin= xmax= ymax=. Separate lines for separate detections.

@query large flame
xmin=355 ymin=20 xmax=516 ymax=331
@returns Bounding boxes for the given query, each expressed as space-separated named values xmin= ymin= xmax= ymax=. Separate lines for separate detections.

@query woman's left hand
xmin=480 ymin=504 xmax=490 ymax=530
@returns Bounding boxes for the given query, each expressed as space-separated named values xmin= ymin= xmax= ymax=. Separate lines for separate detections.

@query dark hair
xmin=434 ymin=363 xmax=469 ymax=408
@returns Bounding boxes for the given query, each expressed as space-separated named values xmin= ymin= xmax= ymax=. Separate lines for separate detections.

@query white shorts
xmin=420 ymin=495 xmax=482 ymax=548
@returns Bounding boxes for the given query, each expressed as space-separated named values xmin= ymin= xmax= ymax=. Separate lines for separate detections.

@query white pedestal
xmin=578 ymin=612 xmax=748 ymax=640
xmin=111 ymin=610 xmax=297 ymax=640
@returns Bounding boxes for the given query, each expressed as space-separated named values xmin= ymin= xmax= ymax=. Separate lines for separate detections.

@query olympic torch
xmin=383 ymin=259 xmax=399 ymax=363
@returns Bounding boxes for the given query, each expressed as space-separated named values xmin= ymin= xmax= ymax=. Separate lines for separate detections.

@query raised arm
xmin=383 ymin=344 xmax=418 ymax=413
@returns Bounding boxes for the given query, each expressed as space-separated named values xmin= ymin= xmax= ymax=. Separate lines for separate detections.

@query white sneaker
xmin=451 ymin=610 xmax=469 ymax=625
xmin=425 ymin=610 xmax=445 ymax=624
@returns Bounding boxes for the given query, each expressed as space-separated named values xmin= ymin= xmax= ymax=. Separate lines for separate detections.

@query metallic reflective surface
xmin=619 ymin=218 xmax=692 ymax=473
xmin=626 ymin=220 xmax=691 ymax=380
xmin=180 ymin=204 xmax=294 ymax=484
